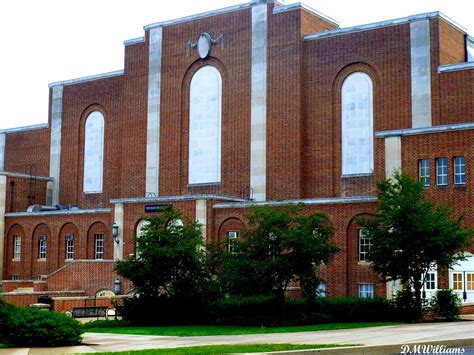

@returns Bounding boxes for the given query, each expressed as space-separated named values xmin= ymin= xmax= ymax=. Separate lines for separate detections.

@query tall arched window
xmin=188 ymin=66 xmax=222 ymax=184
xmin=83 ymin=111 xmax=104 ymax=192
xmin=341 ymin=72 xmax=373 ymax=175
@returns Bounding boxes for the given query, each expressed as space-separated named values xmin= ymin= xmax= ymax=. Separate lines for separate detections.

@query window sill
xmin=37 ymin=258 xmax=46 ymax=262
xmin=188 ymin=182 xmax=221 ymax=187
xmin=358 ymin=261 xmax=371 ymax=266
xmin=454 ymin=183 xmax=467 ymax=188
xmin=65 ymin=258 xmax=74 ymax=262
xmin=12 ymin=258 xmax=21 ymax=262
xmin=341 ymin=173 xmax=374 ymax=178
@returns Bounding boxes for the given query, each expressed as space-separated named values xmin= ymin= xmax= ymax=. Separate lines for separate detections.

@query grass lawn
xmin=91 ymin=343 xmax=350 ymax=354
xmin=85 ymin=321 xmax=399 ymax=336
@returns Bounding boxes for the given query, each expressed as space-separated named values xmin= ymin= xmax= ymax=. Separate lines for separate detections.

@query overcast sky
xmin=0 ymin=0 xmax=472 ymax=129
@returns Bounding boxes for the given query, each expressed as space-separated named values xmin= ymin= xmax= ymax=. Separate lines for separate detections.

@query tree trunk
xmin=413 ymin=280 xmax=423 ymax=321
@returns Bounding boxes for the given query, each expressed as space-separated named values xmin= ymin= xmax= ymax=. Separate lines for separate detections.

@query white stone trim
xmin=0 ymin=132 xmax=5 ymax=171
xmin=113 ymin=204 xmax=124 ymax=260
xmin=49 ymin=85 xmax=63 ymax=206
xmin=144 ymin=2 xmax=253 ymax=30
xmin=273 ymin=2 xmax=339 ymax=26
xmin=214 ymin=196 xmax=377 ymax=209
xmin=145 ymin=27 xmax=163 ymax=196
xmin=110 ymin=194 xmax=248 ymax=204
xmin=410 ymin=20 xmax=432 ymax=128
xmin=384 ymin=136 xmax=402 ymax=178
xmin=375 ymin=122 xmax=474 ymax=138
xmin=250 ymin=2 xmax=268 ymax=202
xmin=124 ymin=37 xmax=145 ymax=46
xmin=0 ymin=123 xmax=49 ymax=134
xmin=0 ymin=175 xmax=6 ymax=279
xmin=5 ymin=208 xmax=111 ymax=217
xmin=48 ymin=70 xmax=124 ymax=88
xmin=438 ymin=62 xmax=474 ymax=73
xmin=0 ymin=171 xmax=53 ymax=181
xmin=304 ymin=12 xmax=467 ymax=41
xmin=195 ymin=199 xmax=207 ymax=242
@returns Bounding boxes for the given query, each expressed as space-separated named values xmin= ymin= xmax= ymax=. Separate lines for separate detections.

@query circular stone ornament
xmin=197 ymin=33 xmax=212 ymax=59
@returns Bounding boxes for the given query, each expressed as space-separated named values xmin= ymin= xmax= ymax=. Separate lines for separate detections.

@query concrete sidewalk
xmin=1 ymin=321 xmax=473 ymax=354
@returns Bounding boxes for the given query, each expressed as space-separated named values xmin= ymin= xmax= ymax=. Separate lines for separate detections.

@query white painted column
xmin=410 ymin=20 xmax=432 ymax=128
xmin=384 ymin=136 xmax=402 ymax=178
xmin=250 ymin=1 xmax=268 ymax=201
xmin=49 ymin=85 xmax=64 ymax=205
xmin=145 ymin=27 xmax=163 ymax=196
xmin=195 ymin=199 xmax=207 ymax=243
xmin=0 ymin=175 xmax=6 ymax=279
xmin=0 ymin=132 xmax=5 ymax=171
xmin=113 ymin=203 xmax=124 ymax=260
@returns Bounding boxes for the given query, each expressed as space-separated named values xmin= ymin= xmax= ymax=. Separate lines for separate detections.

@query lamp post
xmin=112 ymin=222 xmax=120 ymax=244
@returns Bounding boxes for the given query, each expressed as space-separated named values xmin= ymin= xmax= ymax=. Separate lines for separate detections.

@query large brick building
xmin=1 ymin=0 xmax=473 ymax=308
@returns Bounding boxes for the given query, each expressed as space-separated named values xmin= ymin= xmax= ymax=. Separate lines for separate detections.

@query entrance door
xmin=449 ymin=253 xmax=474 ymax=302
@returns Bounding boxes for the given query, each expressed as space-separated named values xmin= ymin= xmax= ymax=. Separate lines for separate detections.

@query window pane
xmin=341 ymin=72 xmax=374 ymax=175
xmin=95 ymin=234 xmax=104 ymax=260
xmin=454 ymin=156 xmax=466 ymax=185
xmin=38 ymin=235 xmax=47 ymax=259
xmin=84 ymin=111 xmax=105 ymax=192
xmin=419 ymin=159 xmax=430 ymax=186
xmin=436 ymin=158 xmax=447 ymax=186
xmin=358 ymin=283 xmax=374 ymax=298
xmin=13 ymin=235 xmax=21 ymax=260
xmin=358 ymin=229 xmax=372 ymax=262
xmin=189 ymin=66 xmax=222 ymax=184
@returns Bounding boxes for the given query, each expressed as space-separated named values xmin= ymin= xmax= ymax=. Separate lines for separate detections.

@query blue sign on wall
xmin=144 ymin=204 xmax=171 ymax=213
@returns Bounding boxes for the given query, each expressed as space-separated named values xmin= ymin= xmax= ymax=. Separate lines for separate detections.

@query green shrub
xmin=391 ymin=289 xmax=419 ymax=322
xmin=430 ymin=289 xmax=461 ymax=321
xmin=0 ymin=302 xmax=83 ymax=347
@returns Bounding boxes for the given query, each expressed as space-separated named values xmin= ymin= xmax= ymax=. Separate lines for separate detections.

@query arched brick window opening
xmin=87 ymin=222 xmax=110 ymax=260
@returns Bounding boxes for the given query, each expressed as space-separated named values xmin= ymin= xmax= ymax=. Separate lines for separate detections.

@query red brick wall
xmin=302 ymin=23 xmax=412 ymax=199
xmin=5 ymin=176 xmax=48 ymax=213
xmin=4 ymin=128 xmax=50 ymax=177
xmin=4 ymin=212 xmax=112 ymax=280
xmin=158 ymin=8 xmax=252 ymax=198
xmin=59 ymin=76 xmax=124 ymax=208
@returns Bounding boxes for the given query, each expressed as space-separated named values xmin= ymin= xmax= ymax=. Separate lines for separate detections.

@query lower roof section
xmin=5 ymin=208 xmax=111 ymax=218
xmin=213 ymin=196 xmax=377 ymax=209
xmin=110 ymin=194 xmax=249 ymax=204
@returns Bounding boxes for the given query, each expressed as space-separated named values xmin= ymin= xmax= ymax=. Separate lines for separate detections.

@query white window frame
xmin=341 ymin=72 xmax=374 ymax=175
xmin=358 ymin=283 xmax=374 ymax=298
xmin=38 ymin=235 xmax=47 ymax=260
xmin=13 ymin=235 xmax=21 ymax=260
xmin=94 ymin=234 xmax=104 ymax=260
xmin=12 ymin=275 xmax=20 ymax=281
xmin=419 ymin=159 xmax=430 ymax=187
xmin=424 ymin=272 xmax=436 ymax=290
xmin=454 ymin=156 xmax=466 ymax=185
xmin=83 ymin=111 xmax=105 ymax=193
xmin=65 ymin=234 xmax=74 ymax=260
xmin=436 ymin=157 xmax=448 ymax=186
xmin=452 ymin=272 xmax=463 ymax=291
xmin=358 ymin=229 xmax=372 ymax=262
xmin=227 ymin=231 xmax=239 ymax=253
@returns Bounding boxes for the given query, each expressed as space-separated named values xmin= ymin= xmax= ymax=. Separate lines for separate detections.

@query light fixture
xmin=112 ymin=222 xmax=120 ymax=244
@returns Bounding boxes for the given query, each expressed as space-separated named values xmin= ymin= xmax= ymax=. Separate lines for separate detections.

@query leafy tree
xmin=216 ymin=204 xmax=339 ymax=301
xmin=115 ymin=207 xmax=211 ymax=300
xmin=358 ymin=172 xmax=473 ymax=319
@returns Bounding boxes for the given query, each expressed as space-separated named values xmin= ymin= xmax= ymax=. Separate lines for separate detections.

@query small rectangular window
xmin=12 ymin=275 xmax=20 ymax=281
xmin=358 ymin=283 xmax=374 ymax=298
xmin=95 ymin=234 xmax=104 ymax=260
xmin=65 ymin=234 xmax=74 ymax=260
xmin=358 ymin=229 xmax=372 ymax=262
xmin=452 ymin=273 xmax=463 ymax=290
xmin=436 ymin=158 xmax=448 ymax=186
xmin=467 ymin=273 xmax=474 ymax=291
xmin=425 ymin=272 xmax=436 ymax=290
xmin=227 ymin=231 xmax=239 ymax=253
xmin=467 ymin=35 xmax=474 ymax=62
xmin=454 ymin=156 xmax=466 ymax=185
xmin=38 ymin=235 xmax=47 ymax=259
xmin=419 ymin=159 xmax=430 ymax=186
xmin=13 ymin=235 xmax=21 ymax=260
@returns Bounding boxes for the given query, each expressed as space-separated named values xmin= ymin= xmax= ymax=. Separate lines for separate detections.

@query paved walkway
xmin=2 ymin=321 xmax=473 ymax=354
